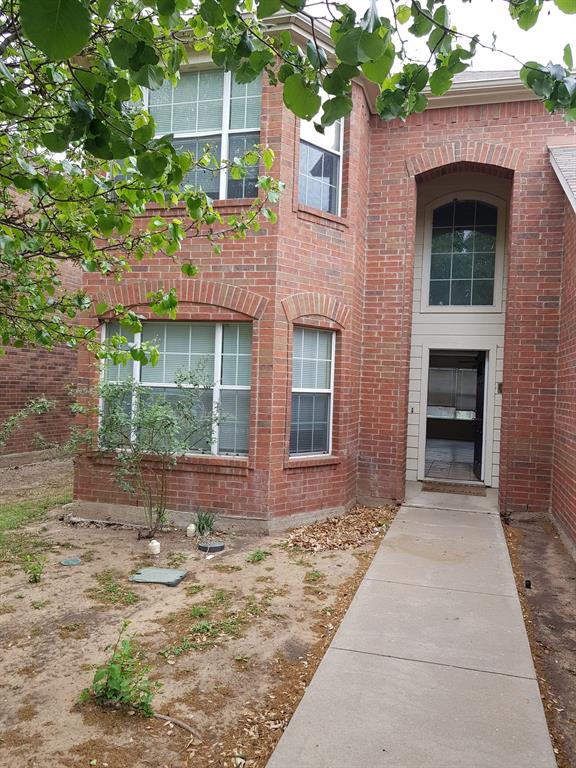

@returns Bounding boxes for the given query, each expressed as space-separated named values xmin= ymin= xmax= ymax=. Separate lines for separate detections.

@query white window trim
xmin=145 ymin=70 xmax=260 ymax=200
xmin=420 ymin=190 xmax=506 ymax=314
xmin=299 ymin=115 xmax=344 ymax=217
xmin=290 ymin=329 xmax=336 ymax=457
xmin=102 ymin=321 xmax=251 ymax=457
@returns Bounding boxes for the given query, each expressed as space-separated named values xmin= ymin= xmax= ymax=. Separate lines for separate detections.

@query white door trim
xmin=416 ymin=340 xmax=497 ymax=486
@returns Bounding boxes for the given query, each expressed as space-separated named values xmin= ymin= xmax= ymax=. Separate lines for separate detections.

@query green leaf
xmin=157 ymin=0 xmax=176 ymax=14
xmin=396 ymin=4 xmax=411 ymax=24
xmin=554 ymin=0 xmax=576 ymax=12
xmin=181 ymin=263 xmax=198 ymax=277
xmin=42 ymin=130 xmax=69 ymax=152
xmin=113 ymin=79 xmax=132 ymax=101
xmin=564 ymin=44 xmax=573 ymax=69
xmin=95 ymin=302 xmax=108 ymax=315
xmin=257 ymin=0 xmax=281 ymax=18
xmin=361 ymin=45 xmax=394 ymax=83
xmin=137 ymin=151 xmax=169 ymax=179
xmin=20 ymin=0 xmax=91 ymax=60
xmin=321 ymin=95 xmax=353 ymax=125
xmin=429 ymin=68 xmax=453 ymax=96
xmin=109 ymin=35 xmax=136 ymax=69
xmin=283 ymin=74 xmax=321 ymax=120
xmin=336 ymin=28 xmax=385 ymax=65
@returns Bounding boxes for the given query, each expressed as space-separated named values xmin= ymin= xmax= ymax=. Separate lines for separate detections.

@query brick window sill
xmin=143 ymin=198 xmax=256 ymax=214
xmin=296 ymin=205 xmax=348 ymax=229
xmin=87 ymin=451 xmax=250 ymax=476
xmin=285 ymin=455 xmax=342 ymax=470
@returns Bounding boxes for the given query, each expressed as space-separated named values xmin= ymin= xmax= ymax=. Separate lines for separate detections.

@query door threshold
xmin=422 ymin=477 xmax=485 ymax=487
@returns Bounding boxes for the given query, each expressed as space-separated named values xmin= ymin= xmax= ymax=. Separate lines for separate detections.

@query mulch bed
xmin=422 ymin=482 xmax=486 ymax=496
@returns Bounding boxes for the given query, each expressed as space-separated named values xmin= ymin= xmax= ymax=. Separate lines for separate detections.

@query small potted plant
xmin=195 ymin=510 xmax=224 ymax=554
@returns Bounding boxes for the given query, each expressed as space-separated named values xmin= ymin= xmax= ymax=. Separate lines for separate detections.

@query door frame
xmin=416 ymin=341 xmax=496 ymax=485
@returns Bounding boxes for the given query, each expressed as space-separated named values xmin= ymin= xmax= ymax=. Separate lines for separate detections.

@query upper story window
xmin=299 ymin=114 xmax=343 ymax=216
xmin=290 ymin=327 xmax=335 ymax=456
xmin=104 ymin=321 xmax=252 ymax=456
xmin=148 ymin=71 xmax=261 ymax=200
xmin=428 ymin=200 xmax=498 ymax=307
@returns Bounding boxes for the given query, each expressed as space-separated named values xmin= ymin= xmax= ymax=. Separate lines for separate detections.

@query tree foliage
xmin=1 ymin=0 xmax=574 ymax=356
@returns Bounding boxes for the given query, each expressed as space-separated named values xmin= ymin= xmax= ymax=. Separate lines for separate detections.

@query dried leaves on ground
xmin=287 ymin=505 xmax=396 ymax=552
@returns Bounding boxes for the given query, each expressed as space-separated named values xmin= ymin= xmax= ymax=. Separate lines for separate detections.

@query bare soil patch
xmin=0 ymin=456 xmax=73 ymax=504
xmin=0 ymin=458 xmax=395 ymax=767
xmin=505 ymin=510 xmax=576 ymax=768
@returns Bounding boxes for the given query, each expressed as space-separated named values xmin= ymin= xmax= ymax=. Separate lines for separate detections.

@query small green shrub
xmin=81 ymin=621 xmax=160 ymax=716
xmin=195 ymin=510 xmax=216 ymax=538
xmin=246 ymin=549 xmax=271 ymax=564
xmin=22 ymin=554 xmax=46 ymax=583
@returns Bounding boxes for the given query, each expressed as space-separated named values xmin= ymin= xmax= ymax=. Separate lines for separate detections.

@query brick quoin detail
xmin=281 ymin=293 xmax=350 ymax=327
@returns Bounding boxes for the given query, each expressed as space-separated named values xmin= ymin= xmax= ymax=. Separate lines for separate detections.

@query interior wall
xmin=406 ymin=171 xmax=511 ymax=486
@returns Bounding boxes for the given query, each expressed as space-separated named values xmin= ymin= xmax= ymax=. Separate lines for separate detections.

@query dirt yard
xmin=0 ymin=459 xmax=394 ymax=768
xmin=505 ymin=510 xmax=576 ymax=768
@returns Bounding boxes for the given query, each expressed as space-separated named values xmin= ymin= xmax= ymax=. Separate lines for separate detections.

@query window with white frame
xmin=104 ymin=321 xmax=252 ymax=455
xmin=290 ymin=327 xmax=335 ymax=456
xmin=428 ymin=200 xmax=498 ymax=307
xmin=147 ymin=70 xmax=261 ymax=200
xmin=299 ymin=112 xmax=343 ymax=215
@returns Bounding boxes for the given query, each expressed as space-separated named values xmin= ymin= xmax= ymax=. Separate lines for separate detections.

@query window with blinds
xmin=103 ymin=321 xmax=252 ymax=456
xmin=290 ymin=327 xmax=335 ymax=456
xmin=147 ymin=71 xmax=261 ymax=200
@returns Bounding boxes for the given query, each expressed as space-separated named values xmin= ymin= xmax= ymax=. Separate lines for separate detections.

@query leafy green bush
xmin=81 ymin=621 xmax=160 ymax=717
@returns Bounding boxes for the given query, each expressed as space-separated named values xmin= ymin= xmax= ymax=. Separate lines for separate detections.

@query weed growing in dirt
xmin=247 ymin=549 xmax=271 ymax=564
xmin=210 ymin=588 xmax=231 ymax=605
xmin=31 ymin=600 xmax=48 ymax=609
xmin=304 ymin=570 xmax=325 ymax=584
xmin=88 ymin=570 xmax=138 ymax=606
xmin=0 ymin=603 xmax=15 ymax=615
xmin=166 ymin=552 xmax=187 ymax=568
xmin=81 ymin=621 xmax=160 ymax=716
xmin=185 ymin=583 xmax=205 ymax=596
xmin=190 ymin=604 xmax=211 ymax=619
xmin=213 ymin=564 xmax=242 ymax=573
xmin=22 ymin=554 xmax=46 ymax=583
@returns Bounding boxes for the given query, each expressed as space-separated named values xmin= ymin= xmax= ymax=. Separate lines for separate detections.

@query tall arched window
xmin=428 ymin=199 xmax=498 ymax=307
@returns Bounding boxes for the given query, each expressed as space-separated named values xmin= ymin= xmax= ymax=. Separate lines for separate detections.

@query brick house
xmin=73 ymin=17 xmax=576 ymax=550
xmin=0 ymin=260 xmax=81 ymax=457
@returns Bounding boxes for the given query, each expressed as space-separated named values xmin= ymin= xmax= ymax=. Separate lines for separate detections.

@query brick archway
xmin=405 ymin=141 xmax=524 ymax=178
xmin=98 ymin=279 xmax=268 ymax=319
xmin=281 ymin=292 xmax=350 ymax=328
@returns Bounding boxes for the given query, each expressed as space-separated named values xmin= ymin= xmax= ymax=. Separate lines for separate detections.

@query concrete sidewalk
xmin=266 ymin=490 xmax=557 ymax=768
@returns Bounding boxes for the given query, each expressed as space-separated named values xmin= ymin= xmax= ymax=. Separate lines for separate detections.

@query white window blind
xmin=104 ymin=321 xmax=252 ymax=456
xmin=290 ymin=327 xmax=335 ymax=456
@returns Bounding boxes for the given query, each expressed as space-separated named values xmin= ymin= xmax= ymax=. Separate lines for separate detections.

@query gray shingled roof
xmin=454 ymin=70 xmax=519 ymax=83
xmin=549 ymin=146 xmax=576 ymax=213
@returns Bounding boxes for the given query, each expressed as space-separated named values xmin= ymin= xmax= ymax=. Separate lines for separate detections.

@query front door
xmin=473 ymin=352 xmax=486 ymax=480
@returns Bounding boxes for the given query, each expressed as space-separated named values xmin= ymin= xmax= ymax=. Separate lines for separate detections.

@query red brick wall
xmin=361 ymin=100 xmax=572 ymax=514
xmin=74 ymin=84 xmax=575 ymax=527
xmin=74 ymin=80 xmax=371 ymax=524
xmin=0 ymin=262 xmax=81 ymax=456
xmin=551 ymin=205 xmax=576 ymax=544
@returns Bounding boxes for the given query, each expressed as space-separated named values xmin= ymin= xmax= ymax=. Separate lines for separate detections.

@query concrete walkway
xmin=266 ymin=487 xmax=557 ymax=768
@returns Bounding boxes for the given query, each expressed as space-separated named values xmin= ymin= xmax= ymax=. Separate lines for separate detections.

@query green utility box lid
xmin=129 ymin=567 xmax=187 ymax=586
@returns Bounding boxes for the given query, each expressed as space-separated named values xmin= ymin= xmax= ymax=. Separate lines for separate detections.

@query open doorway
xmin=425 ymin=350 xmax=486 ymax=482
